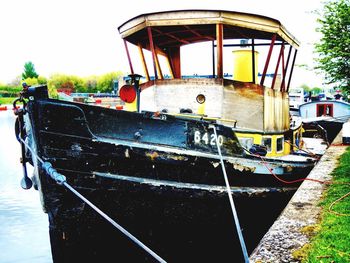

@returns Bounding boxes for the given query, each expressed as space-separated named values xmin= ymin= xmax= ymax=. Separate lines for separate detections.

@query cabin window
xmin=262 ymin=137 xmax=272 ymax=152
xmin=238 ymin=137 xmax=254 ymax=151
xmin=317 ymin=104 xmax=333 ymax=117
xmin=276 ymin=137 xmax=284 ymax=152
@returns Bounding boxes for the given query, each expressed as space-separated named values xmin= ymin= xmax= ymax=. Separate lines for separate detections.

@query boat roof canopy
xmin=118 ymin=10 xmax=300 ymax=49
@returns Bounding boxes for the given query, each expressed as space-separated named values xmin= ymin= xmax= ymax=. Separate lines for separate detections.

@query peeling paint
xmin=99 ymin=136 xmax=314 ymax=176
xmin=94 ymin=171 xmax=297 ymax=196
xmin=67 ymin=143 xmax=83 ymax=157
xmin=284 ymin=165 xmax=293 ymax=172
xmin=232 ymin=163 xmax=256 ymax=172
xmin=166 ymin=154 xmax=188 ymax=161
xmin=146 ymin=151 xmax=189 ymax=162
xmin=146 ymin=151 xmax=159 ymax=161
xmin=211 ymin=161 xmax=220 ymax=168
xmin=125 ymin=148 xmax=130 ymax=158
xmin=227 ymin=159 xmax=256 ymax=172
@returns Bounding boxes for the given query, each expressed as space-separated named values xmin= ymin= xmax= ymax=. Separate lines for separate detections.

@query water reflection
xmin=0 ymin=110 xmax=52 ymax=263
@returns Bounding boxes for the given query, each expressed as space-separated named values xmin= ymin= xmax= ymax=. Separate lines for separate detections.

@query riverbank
xmin=300 ymin=146 xmax=350 ymax=262
xmin=250 ymin=128 xmax=349 ymax=262
xmin=0 ymin=97 xmax=16 ymax=105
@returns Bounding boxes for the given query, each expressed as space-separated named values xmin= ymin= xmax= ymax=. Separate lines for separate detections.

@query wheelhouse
xmin=118 ymin=10 xmax=301 ymax=157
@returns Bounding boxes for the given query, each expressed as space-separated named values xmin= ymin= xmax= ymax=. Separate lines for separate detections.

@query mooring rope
xmin=19 ymin=137 xmax=167 ymax=263
xmin=328 ymin=191 xmax=350 ymax=217
xmin=240 ymin=145 xmax=328 ymax=185
xmin=284 ymin=140 xmax=321 ymax=160
xmin=210 ymin=125 xmax=250 ymax=263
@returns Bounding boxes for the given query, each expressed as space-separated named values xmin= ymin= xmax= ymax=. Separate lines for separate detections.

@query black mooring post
xmin=129 ymin=74 xmax=143 ymax=113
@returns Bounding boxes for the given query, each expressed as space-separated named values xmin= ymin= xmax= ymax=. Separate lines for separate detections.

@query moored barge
xmin=15 ymin=9 xmax=319 ymax=262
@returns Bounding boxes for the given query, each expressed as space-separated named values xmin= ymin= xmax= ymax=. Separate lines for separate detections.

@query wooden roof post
xmin=260 ymin=34 xmax=276 ymax=86
xmin=212 ymin=41 xmax=215 ymax=78
xmin=123 ymin=40 xmax=134 ymax=74
xmin=165 ymin=54 xmax=174 ymax=79
xmin=279 ymin=43 xmax=285 ymax=91
xmin=167 ymin=47 xmax=181 ymax=78
xmin=147 ymin=27 xmax=158 ymax=80
xmin=280 ymin=45 xmax=292 ymax=92
xmin=137 ymin=44 xmax=150 ymax=81
xmin=216 ymin=23 xmax=223 ymax=79
xmin=155 ymin=55 xmax=163 ymax=80
xmin=271 ymin=43 xmax=284 ymax=89
xmin=252 ymin=39 xmax=256 ymax=83
xmin=287 ymin=49 xmax=298 ymax=92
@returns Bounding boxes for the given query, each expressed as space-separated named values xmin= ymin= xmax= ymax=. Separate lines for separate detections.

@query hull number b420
xmin=194 ymin=131 xmax=224 ymax=146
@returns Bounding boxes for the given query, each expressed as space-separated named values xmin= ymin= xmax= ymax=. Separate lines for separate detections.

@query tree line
xmin=0 ymin=61 xmax=123 ymax=98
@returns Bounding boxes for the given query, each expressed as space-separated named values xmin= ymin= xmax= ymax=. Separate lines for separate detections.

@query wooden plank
xmin=168 ymin=47 xmax=181 ymax=78
xmin=260 ymin=34 xmax=276 ymax=86
xmin=216 ymin=23 xmax=223 ymax=79
xmin=287 ymin=50 xmax=298 ymax=92
xmin=280 ymin=45 xmax=292 ymax=92
xmin=137 ymin=44 xmax=150 ymax=81
xmin=147 ymin=27 xmax=158 ymax=79
xmin=118 ymin=10 xmax=300 ymax=48
xmin=165 ymin=55 xmax=174 ymax=79
xmin=271 ymin=43 xmax=284 ymax=90
xmin=123 ymin=40 xmax=134 ymax=74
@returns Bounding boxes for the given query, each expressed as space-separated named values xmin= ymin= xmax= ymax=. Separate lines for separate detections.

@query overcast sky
xmin=0 ymin=0 xmax=325 ymax=88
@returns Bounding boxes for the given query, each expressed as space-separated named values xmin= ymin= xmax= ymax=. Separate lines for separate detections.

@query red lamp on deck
xmin=119 ymin=84 xmax=136 ymax=103
xmin=119 ymin=74 xmax=143 ymax=113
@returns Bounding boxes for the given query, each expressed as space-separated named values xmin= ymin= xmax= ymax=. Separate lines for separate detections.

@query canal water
xmin=0 ymin=110 xmax=52 ymax=263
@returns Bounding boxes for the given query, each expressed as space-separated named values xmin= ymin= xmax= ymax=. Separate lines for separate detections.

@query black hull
xmin=316 ymin=120 xmax=343 ymax=143
xmin=20 ymin=86 xmax=316 ymax=262
xmin=303 ymin=119 xmax=343 ymax=143
xmin=47 ymin=178 xmax=295 ymax=262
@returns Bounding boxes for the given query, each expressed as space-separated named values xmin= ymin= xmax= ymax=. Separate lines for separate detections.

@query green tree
xmin=22 ymin=77 xmax=39 ymax=86
xmin=84 ymin=76 xmax=99 ymax=93
xmin=311 ymin=87 xmax=323 ymax=95
xmin=299 ymin=84 xmax=311 ymax=93
xmin=96 ymin=71 xmax=122 ymax=93
xmin=48 ymin=74 xmax=85 ymax=93
xmin=21 ymin=76 xmax=47 ymax=87
xmin=22 ymin=61 xmax=39 ymax=79
xmin=314 ymin=0 xmax=350 ymax=91
xmin=37 ymin=76 xmax=48 ymax=84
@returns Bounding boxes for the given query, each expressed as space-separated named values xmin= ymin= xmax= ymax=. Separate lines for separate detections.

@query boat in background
xmin=15 ymin=10 xmax=320 ymax=262
xmin=288 ymin=87 xmax=305 ymax=116
xmin=299 ymin=99 xmax=350 ymax=143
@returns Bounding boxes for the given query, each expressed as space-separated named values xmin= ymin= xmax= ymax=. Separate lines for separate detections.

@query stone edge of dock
xmin=249 ymin=127 xmax=348 ymax=263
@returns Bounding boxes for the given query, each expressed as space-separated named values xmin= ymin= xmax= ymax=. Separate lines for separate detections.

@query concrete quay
xmin=249 ymin=130 xmax=348 ymax=263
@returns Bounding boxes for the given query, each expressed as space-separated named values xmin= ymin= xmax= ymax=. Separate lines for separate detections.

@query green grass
xmin=302 ymin=147 xmax=350 ymax=262
xmin=0 ymin=97 xmax=17 ymax=105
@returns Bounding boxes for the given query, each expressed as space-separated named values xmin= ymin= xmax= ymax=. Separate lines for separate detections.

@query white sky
xmin=0 ymin=0 xmax=325 ymax=88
